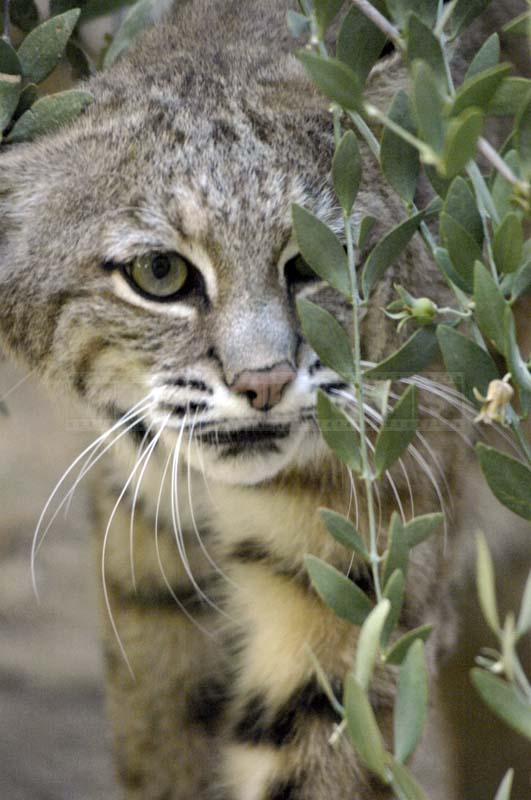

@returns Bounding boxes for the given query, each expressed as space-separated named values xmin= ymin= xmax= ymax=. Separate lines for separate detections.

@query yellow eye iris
xmin=128 ymin=252 xmax=188 ymax=299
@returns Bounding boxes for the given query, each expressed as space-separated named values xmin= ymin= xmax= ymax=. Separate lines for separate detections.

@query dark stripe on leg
xmin=267 ymin=778 xmax=302 ymax=800
xmin=234 ymin=678 xmax=342 ymax=747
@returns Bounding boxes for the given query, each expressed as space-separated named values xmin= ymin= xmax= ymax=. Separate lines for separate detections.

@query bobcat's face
xmin=0 ymin=32 xmax=418 ymax=486
xmin=0 ymin=76 xmax=371 ymax=485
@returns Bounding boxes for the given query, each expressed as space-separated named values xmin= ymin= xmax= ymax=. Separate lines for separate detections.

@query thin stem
xmin=347 ymin=111 xmax=380 ymax=159
xmin=2 ymin=0 xmax=10 ymax=44
xmin=349 ymin=0 xmax=403 ymax=50
xmin=479 ymin=138 xmax=526 ymax=189
xmin=333 ymin=109 xmax=382 ymax=602
xmin=365 ymin=104 xmax=439 ymax=164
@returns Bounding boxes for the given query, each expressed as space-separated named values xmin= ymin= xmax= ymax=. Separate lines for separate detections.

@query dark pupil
xmin=151 ymin=255 xmax=171 ymax=280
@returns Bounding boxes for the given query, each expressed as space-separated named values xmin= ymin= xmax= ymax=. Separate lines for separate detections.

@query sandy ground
xmin=1 ymin=358 xmax=530 ymax=800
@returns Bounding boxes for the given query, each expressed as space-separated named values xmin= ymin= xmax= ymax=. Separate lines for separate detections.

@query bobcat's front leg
xmin=220 ymin=558 xmax=395 ymax=800
xmin=94 ymin=481 xmax=225 ymax=800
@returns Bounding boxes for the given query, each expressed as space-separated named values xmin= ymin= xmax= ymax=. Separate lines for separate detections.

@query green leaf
xmin=503 ymin=10 xmax=531 ymax=36
xmin=473 ymin=262 xmax=507 ymax=355
xmin=332 ymin=130 xmax=361 ymax=215
xmin=442 ymin=176 xmax=483 ymax=246
xmin=0 ymin=39 xmax=21 ymax=75
xmin=403 ymin=513 xmax=443 ymax=547
xmin=7 ymin=89 xmax=93 ymax=142
xmin=439 ymin=215 xmax=483 ymax=291
xmin=507 ymin=259 xmax=531 ymax=301
xmin=452 ymin=64 xmax=511 ymax=117
xmin=504 ymin=306 xmax=531 ymax=414
xmin=382 ymin=569 xmax=405 ymax=646
xmin=355 ymin=599 xmax=390 ymax=691
xmin=383 ymin=513 xmax=409 ymax=587
xmin=433 ymin=246 xmax=471 ymax=293
xmin=103 ymin=0 xmax=160 ymax=67
xmin=344 ymin=674 xmax=389 ymax=783
xmin=364 ymin=327 xmax=439 ymax=379
xmin=17 ymin=9 xmax=80 ymax=84
xmin=442 ymin=108 xmax=484 ymax=178
xmin=336 ymin=5 xmax=386 ymax=88
xmin=437 ymin=325 xmax=498 ymax=404
xmin=319 ymin=508 xmax=369 ymax=561
xmin=385 ymin=624 xmax=433 ymax=665
xmin=424 ymin=164 xmax=452 ymax=198
xmin=471 ymin=669 xmax=531 ymax=740
xmin=494 ymin=769 xmax=514 ymax=800
xmin=374 ymin=385 xmax=418 ymax=477
xmin=516 ymin=93 xmax=531 ymax=179
xmin=450 ymin=0 xmax=493 ymax=37
xmin=297 ymin=298 xmax=353 ymax=382
xmin=387 ymin=757 xmax=430 ymax=800
xmin=362 ymin=210 xmax=425 ymax=297
xmin=287 ymin=9 xmax=311 ymax=38
xmin=386 ymin=0 xmax=438 ymax=28
xmin=313 ymin=0 xmax=344 ymax=35
xmin=516 ymin=571 xmax=531 ymax=638
xmin=412 ymin=61 xmax=445 ymax=153
xmin=493 ymin=213 xmax=524 ymax=275
xmin=491 ymin=150 xmax=522 ymax=221
xmin=317 ymin=391 xmax=361 ymax=473
xmin=358 ymin=215 xmax=377 ymax=250
xmin=305 ymin=555 xmax=373 ymax=625
xmin=292 ymin=205 xmax=351 ymax=297
xmin=477 ymin=444 xmax=531 ymax=522
xmin=394 ymin=640 xmax=428 ymax=763
xmin=464 ymin=33 xmax=500 ymax=81
xmin=407 ymin=15 xmax=445 ymax=89
xmin=0 ymin=75 xmax=22 ymax=133
xmin=490 ymin=78 xmax=531 ymax=116
xmin=296 ymin=52 xmax=363 ymax=112
xmin=476 ymin=531 xmax=500 ymax=634
xmin=380 ymin=90 xmax=420 ymax=203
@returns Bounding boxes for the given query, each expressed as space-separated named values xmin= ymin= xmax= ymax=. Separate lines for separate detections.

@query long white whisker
xmin=64 ymin=405 xmax=155 ymax=517
xmin=129 ymin=416 xmax=167 ymax=593
xmin=35 ymin=407 xmax=154 ymax=559
xmin=155 ymin=433 xmax=217 ymax=639
xmin=101 ymin=419 xmax=167 ymax=679
xmin=31 ymin=394 xmax=154 ymax=599
xmin=171 ymin=412 xmax=218 ymax=611
xmin=186 ymin=413 xmax=237 ymax=596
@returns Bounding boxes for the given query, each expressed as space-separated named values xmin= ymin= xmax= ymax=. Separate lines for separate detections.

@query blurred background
xmin=0 ymin=359 xmax=118 ymax=799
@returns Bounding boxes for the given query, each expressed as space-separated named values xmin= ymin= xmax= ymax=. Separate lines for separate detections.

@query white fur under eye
xmin=111 ymin=273 xmax=197 ymax=318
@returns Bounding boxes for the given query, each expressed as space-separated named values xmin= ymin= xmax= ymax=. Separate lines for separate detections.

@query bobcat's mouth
xmin=196 ymin=423 xmax=292 ymax=448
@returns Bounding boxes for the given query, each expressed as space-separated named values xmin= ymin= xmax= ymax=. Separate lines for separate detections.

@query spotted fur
xmin=0 ymin=1 xmax=526 ymax=798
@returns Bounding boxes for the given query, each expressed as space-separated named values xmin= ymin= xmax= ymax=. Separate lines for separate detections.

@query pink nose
xmin=230 ymin=362 xmax=296 ymax=410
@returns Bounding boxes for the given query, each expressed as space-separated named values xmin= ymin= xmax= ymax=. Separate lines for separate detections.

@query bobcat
xmin=0 ymin=1 xmax=527 ymax=799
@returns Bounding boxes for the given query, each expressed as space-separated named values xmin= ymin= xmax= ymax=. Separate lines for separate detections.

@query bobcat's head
xmin=0 ymin=11 xmax=428 ymax=486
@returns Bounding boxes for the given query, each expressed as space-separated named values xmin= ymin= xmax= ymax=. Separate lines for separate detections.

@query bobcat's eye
xmin=284 ymin=254 xmax=319 ymax=285
xmin=124 ymin=252 xmax=189 ymax=300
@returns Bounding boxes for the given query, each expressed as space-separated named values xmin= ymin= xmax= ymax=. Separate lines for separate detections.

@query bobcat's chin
xmin=183 ymin=419 xmax=326 ymax=486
